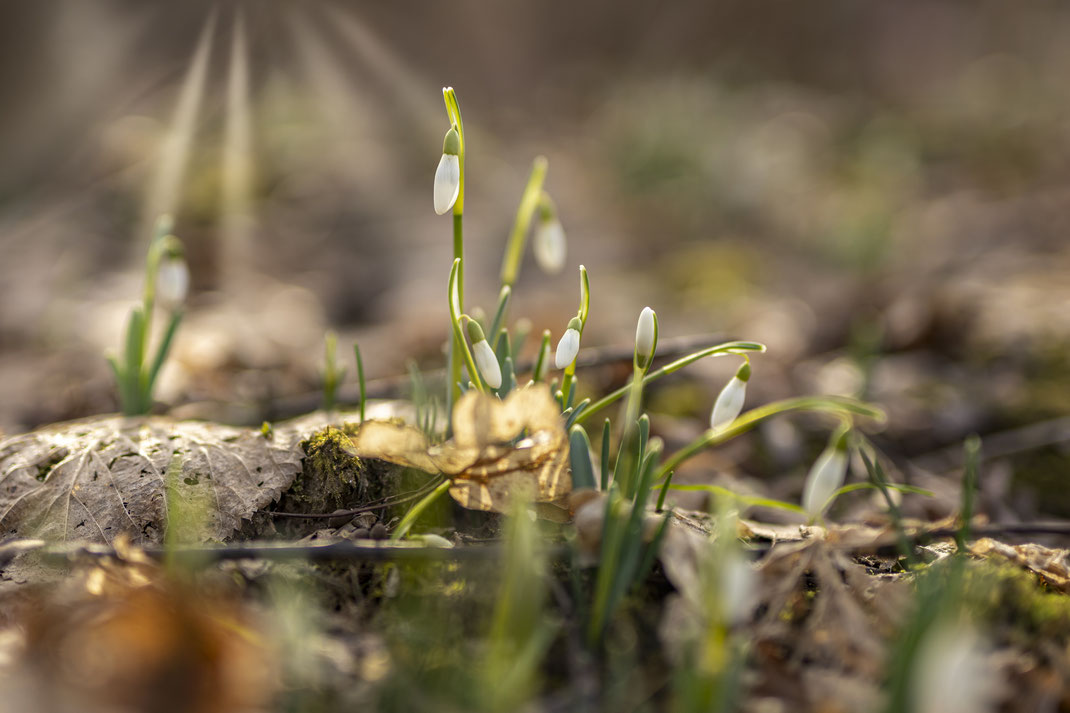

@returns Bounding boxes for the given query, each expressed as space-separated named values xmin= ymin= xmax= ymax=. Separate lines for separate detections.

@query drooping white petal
xmin=710 ymin=376 xmax=746 ymax=430
xmin=635 ymin=307 xmax=656 ymax=362
xmin=433 ymin=153 xmax=460 ymax=215
xmin=555 ymin=328 xmax=580 ymax=369
xmin=472 ymin=339 xmax=502 ymax=389
xmin=156 ymin=258 xmax=189 ymax=309
xmin=533 ymin=219 xmax=567 ymax=274
xmin=720 ymin=550 xmax=755 ymax=625
xmin=913 ymin=623 xmax=1000 ymax=713
xmin=801 ymin=448 xmax=848 ymax=517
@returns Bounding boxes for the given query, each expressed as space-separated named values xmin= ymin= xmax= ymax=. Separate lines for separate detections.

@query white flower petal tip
xmin=635 ymin=307 xmax=656 ymax=364
xmin=156 ymin=258 xmax=189 ymax=309
xmin=710 ymin=376 xmax=747 ymax=430
xmin=473 ymin=340 xmax=502 ymax=389
xmin=533 ymin=219 xmax=567 ymax=274
xmin=720 ymin=552 xmax=755 ymax=625
xmin=434 ymin=153 xmax=460 ymax=215
xmin=801 ymin=448 xmax=848 ymax=517
xmin=555 ymin=328 xmax=581 ymax=369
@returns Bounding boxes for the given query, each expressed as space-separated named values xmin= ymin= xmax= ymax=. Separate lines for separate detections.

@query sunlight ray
xmin=319 ymin=2 xmax=439 ymax=130
xmin=221 ymin=9 xmax=254 ymax=287
xmin=140 ymin=10 xmax=217 ymax=241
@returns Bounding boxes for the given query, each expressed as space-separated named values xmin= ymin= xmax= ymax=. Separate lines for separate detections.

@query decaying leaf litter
xmin=1 ymin=380 xmax=1070 ymax=711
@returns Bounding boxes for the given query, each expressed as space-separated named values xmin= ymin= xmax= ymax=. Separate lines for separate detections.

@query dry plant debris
xmin=350 ymin=385 xmax=571 ymax=515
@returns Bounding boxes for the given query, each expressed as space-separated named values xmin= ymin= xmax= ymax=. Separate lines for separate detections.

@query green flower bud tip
xmin=735 ymin=359 xmax=751 ymax=382
xmin=442 ymin=126 xmax=461 ymax=156
xmin=466 ymin=318 xmax=486 ymax=344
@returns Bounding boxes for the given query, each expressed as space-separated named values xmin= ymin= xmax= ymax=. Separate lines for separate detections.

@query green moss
xmin=961 ymin=560 xmax=1070 ymax=641
xmin=293 ymin=427 xmax=366 ymax=511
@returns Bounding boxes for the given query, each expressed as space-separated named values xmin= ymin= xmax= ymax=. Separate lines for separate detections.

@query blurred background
xmin=2 ymin=1 xmax=1070 ymax=517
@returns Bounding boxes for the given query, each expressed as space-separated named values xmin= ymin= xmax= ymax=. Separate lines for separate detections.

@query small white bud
xmin=472 ymin=339 xmax=502 ymax=389
xmin=634 ymin=306 xmax=657 ymax=369
xmin=801 ymin=443 xmax=849 ymax=518
xmin=720 ymin=550 xmax=755 ymax=625
xmin=533 ymin=218 xmax=567 ymax=274
xmin=913 ymin=623 xmax=1000 ymax=713
xmin=156 ymin=257 xmax=189 ymax=309
xmin=710 ymin=361 xmax=751 ymax=430
xmin=710 ymin=377 xmax=747 ymax=430
xmin=434 ymin=153 xmax=460 ymax=215
xmin=555 ymin=328 xmax=580 ymax=369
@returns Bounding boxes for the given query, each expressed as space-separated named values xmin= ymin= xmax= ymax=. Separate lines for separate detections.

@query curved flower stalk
xmin=710 ymin=360 xmax=750 ymax=430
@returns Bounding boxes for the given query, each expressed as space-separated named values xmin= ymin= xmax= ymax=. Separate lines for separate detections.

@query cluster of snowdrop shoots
xmin=429 ymin=87 xmax=858 ymax=524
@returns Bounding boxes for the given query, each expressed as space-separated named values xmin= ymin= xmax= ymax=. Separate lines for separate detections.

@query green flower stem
xmin=656 ymin=396 xmax=885 ymax=480
xmin=448 ymin=259 xmax=486 ymax=393
xmin=354 ymin=342 xmax=366 ymax=422
xmin=500 ymin=156 xmax=549 ymax=288
xmin=558 ymin=266 xmax=590 ymax=403
xmin=443 ymin=88 xmax=467 ymax=412
xmin=391 ymin=477 xmax=451 ymax=541
xmin=574 ymin=341 xmax=766 ymax=426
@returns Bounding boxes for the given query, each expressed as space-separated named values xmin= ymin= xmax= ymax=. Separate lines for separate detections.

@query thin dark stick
xmin=30 ymin=540 xmax=569 ymax=565
xmin=268 ymin=476 xmax=447 ymax=519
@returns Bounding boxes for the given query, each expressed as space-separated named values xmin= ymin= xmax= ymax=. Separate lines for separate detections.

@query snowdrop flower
xmin=719 ymin=548 xmax=755 ymax=625
xmin=913 ymin=622 xmax=1000 ymax=713
xmin=156 ymin=254 xmax=189 ymax=310
xmin=801 ymin=429 xmax=850 ymax=518
xmin=533 ymin=213 xmax=566 ymax=274
xmin=634 ymin=306 xmax=658 ymax=371
xmin=555 ymin=317 xmax=582 ymax=369
xmin=467 ymin=319 xmax=502 ymax=389
xmin=434 ymin=126 xmax=461 ymax=215
xmin=710 ymin=360 xmax=750 ymax=430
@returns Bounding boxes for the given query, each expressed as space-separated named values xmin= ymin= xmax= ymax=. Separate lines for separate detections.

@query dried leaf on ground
xmin=971 ymin=538 xmax=1070 ymax=593
xmin=0 ymin=415 xmax=316 ymax=546
xmin=0 ymin=548 xmax=274 ymax=713
xmin=350 ymin=385 xmax=571 ymax=514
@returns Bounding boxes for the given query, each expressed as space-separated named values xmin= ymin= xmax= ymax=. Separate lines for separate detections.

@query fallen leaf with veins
xmin=0 ymin=414 xmax=324 ymax=546
xmin=350 ymin=385 xmax=571 ymax=515
xmin=971 ymin=538 xmax=1070 ymax=593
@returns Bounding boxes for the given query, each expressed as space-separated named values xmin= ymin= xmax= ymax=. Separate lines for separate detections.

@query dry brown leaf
xmin=0 ymin=415 xmax=318 ymax=546
xmin=971 ymin=538 xmax=1070 ymax=593
xmin=0 ymin=551 xmax=275 ymax=713
xmin=349 ymin=385 xmax=571 ymax=514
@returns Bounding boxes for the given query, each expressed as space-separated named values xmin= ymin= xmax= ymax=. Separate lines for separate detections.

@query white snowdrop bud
xmin=555 ymin=317 xmax=582 ymax=369
xmin=801 ymin=430 xmax=850 ymax=518
xmin=634 ymin=306 xmax=657 ymax=371
xmin=156 ymin=256 xmax=189 ymax=310
xmin=434 ymin=127 xmax=461 ymax=215
xmin=913 ymin=623 xmax=1000 ymax=713
xmin=467 ymin=320 xmax=502 ymax=389
xmin=710 ymin=361 xmax=750 ymax=430
xmin=533 ymin=217 xmax=567 ymax=274
xmin=720 ymin=549 xmax=755 ymax=625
